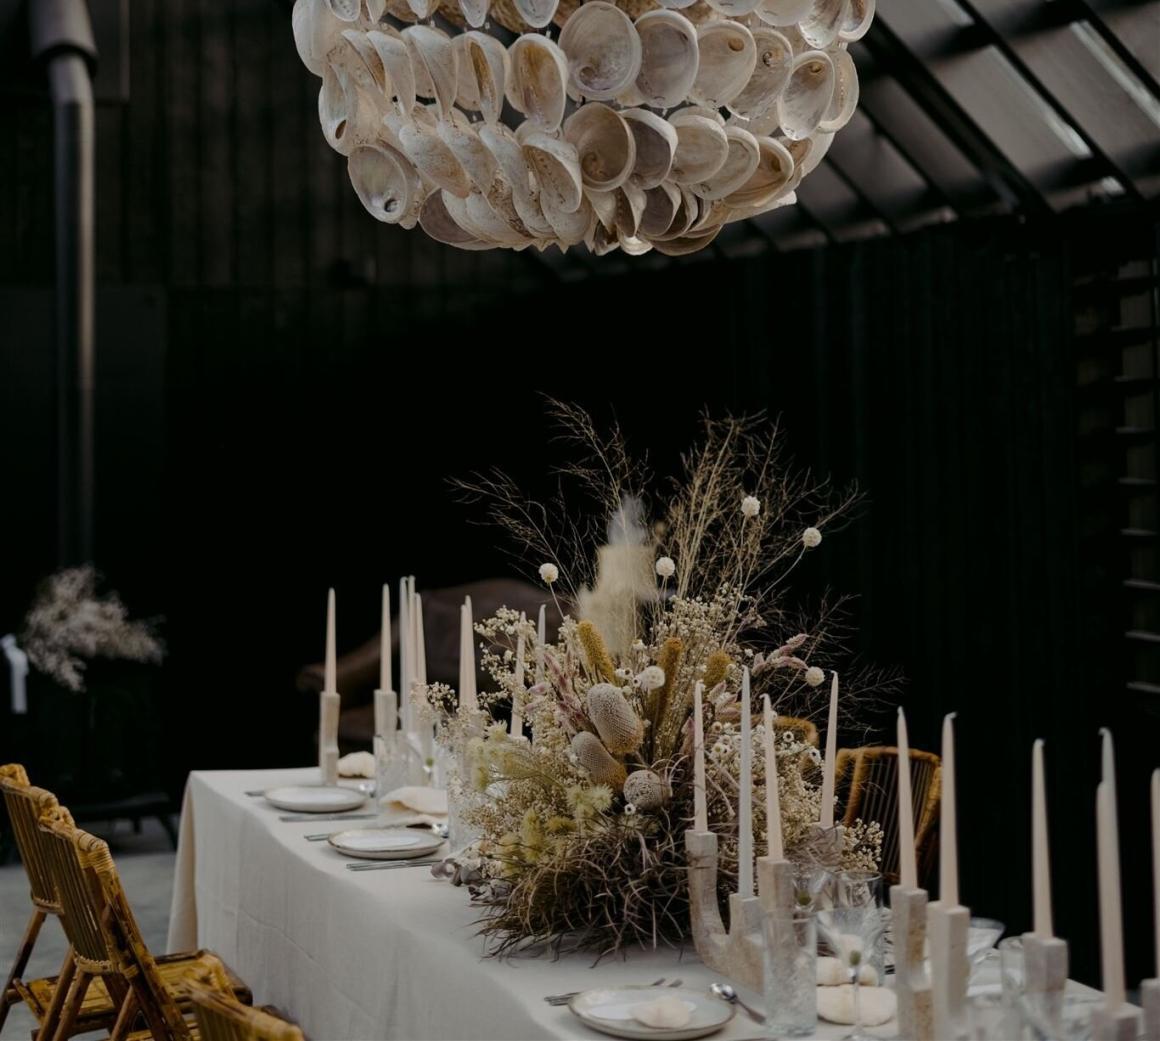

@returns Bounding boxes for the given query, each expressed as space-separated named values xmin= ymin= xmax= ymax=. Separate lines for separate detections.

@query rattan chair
xmin=187 ymin=980 xmax=305 ymax=1041
xmin=776 ymin=716 xmax=819 ymax=747
xmin=835 ymin=745 xmax=941 ymax=887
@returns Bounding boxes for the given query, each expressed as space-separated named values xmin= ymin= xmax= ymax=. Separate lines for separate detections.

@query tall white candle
xmin=819 ymin=671 xmax=839 ymax=828
xmin=1031 ymin=739 xmax=1053 ymax=939
xmin=1097 ymin=780 xmax=1126 ymax=1009
xmin=1153 ymin=769 xmax=1160 ymax=978
xmin=413 ymin=592 xmax=431 ymax=760
xmin=535 ymin=604 xmax=546 ymax=685
xmin=693 ymin=681 xmax=707 ymax=832
xmin=763 ymin=694 xmax=783 ymax=860
xmin=398 ymin=577 xmax=411 ymax=732
xmin=1100 ymin=728 xmax=1116 ymax=797
xmin=459 ymin=597 xmax=477 ymax=713
xmin=896 ymin=708 xmax=917 ymax=890
xmin=379 ymin=583 xmax=392 ymax=695
xmin=510 ymin=616 xmax=526 ymax=737
xmin=738 ymin=668 xmax=754 ymax=896
xmin=324 ymin=588 xmax=337 ymax=694
xmin=939 ymin=712 xmax=959 ymax=907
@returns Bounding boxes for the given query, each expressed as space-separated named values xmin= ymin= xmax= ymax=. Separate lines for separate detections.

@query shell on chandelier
xmin=292 ymin=0 xmax=872 ymax=255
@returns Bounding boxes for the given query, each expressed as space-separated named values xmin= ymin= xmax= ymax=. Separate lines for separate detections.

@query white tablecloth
xmin=165 ymin=768 xmax=1085 ymax=1041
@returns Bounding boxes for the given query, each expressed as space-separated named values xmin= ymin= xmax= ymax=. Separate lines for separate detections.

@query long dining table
xmin=166 ymin=767 xmax=1093 ymax=1041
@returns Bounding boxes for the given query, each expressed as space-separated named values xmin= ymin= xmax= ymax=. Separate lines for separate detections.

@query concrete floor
xmin=0 ymin=818 xmax=175 ymax=1040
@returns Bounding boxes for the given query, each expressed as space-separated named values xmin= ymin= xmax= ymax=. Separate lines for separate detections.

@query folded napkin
xmin=380 ymin=786 xmax=448 ymax=816
xmin=631 ymin=996 xmax=692 ymax=1029
xmin=817 ymin=985 xmax=896 ymax=1026
xmin=337 ymin=751 xmax=375 ymax=779
xmin=817 ymin=955 xmax=878 ymax=986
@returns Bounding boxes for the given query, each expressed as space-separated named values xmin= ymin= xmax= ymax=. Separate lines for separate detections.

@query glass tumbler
xmin=763 ymin=908 xmax=818 ymax=1038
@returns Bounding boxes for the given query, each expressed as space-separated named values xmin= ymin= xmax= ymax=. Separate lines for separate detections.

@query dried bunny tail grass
xmin=577 ymin=621 xmax=617 ymax=683
xmin=703 ymin=649 xmax=732 ymax=691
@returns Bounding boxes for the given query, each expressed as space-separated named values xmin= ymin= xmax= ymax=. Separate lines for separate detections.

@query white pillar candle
xmin=897 ymin=707 xmax=918 ymax=890
xmin=398 ymin=577 xmax=411 ymax=732
xmin=693 ymin=681 xmax=707 ymax=832
xmin=819 ymin=671 xmax=839 ymax=828
xmin=324 ymin=587 xmax=336 ymax=694
xmin=1097 ymin=780 xmax=1126 ymax=1009
xmin=510 ymin=616 xmax=526 ymax=737
xmin=459 ymin=597 xmax=477 ymax=713
xmin=535 ymin=604 xmax=546 ymax=685
xmin=379 ymin=583 xmax=392 ymax=695
xmin=1153 ymin=769 xmax=1160 ymax=977
xmin=738 ymin=668 xmax=754 ymax=896
xmin=763 ymin=694 xmax=783 ymax=861
xmin=1032 ymin=739 xmax=1053 ymax=939
xmin=940 ymin=713 xmax=959 ymax=907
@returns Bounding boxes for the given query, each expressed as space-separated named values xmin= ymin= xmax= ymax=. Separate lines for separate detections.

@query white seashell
xmin=515 ymin=0 xmax=560 ymax=30
xmin=668 ymin=110 xmax=729 ymax=185
xmin=640 ymin=180 xmax=682 ymax=238
xmin=319 ymin=62 xmax=377 ymax=154
xmin=521 ymin=130 xmax=584 ymax=213
xmin=402 ymin=26 xmax=459 ymax=120
xmin=339 ymin=29 xmax=387 ymax=95
xmin=618 ymin=231 xmax=653 ymax=255
xmin=633 ymin=11 xmax=699 ymax=111
xmin=652 ymin=0 xmax=697 ymax=13
xmin=818 ymin=48 xmax=858 ymax=131
xmin=455 ymin=31 xmax=507 ymax=122
xmin=367 ymin=30 xmax=416 ymax=119
xmin=689 ymin=21 xmax=756 ymax=109
xmin=724 ymin=133 xmax=793 ymax=208
xmin=348 ymin=144 xmax=423 ymax=225
xmin=558 ymin=3 xmax=642 ymax=102
xmin=587 ymin=220 xmax=622 ymax=256
xmin=293 ymin=0 xmax=347 ymax=77
xmin=397 ymin=118 xmax=473 ymax=196
xmin=622 ymin=109 xmax=677 ymax=190
xmin=506 ymin=34 xmax=569 ymax=133
xmin=616 ymin=83 xmax=648 ymax=108
xmin=799 ymin=0 xmax=845 ymax=49
xmin=365 ymin=0 xmax=387 ymax=18
xmin=563 ymin=104 xmax=637 ymax=192
xmin=587 ymin=187 xmax=619 ymax=233
xmin=654 ymin=183 xmax=699 ymax=239
xmin=754 ymin=0 xmax=811 ymax=26
xmin=541 ymin=192 xmax=593 ymax=246
xmin=419 ymin=192 xmax=489 ymax=249
xmin=727 ymin=28 xmax=792 ymax=119
xmin=616 ymin=181 xmax=647 ymax=237
xmin=326 ymin=0 xmax=361 ymax=20
xmin=436 ymin=118 xmax=499 ymax=193
xmin=817 ymin=986 xmax=896 ymax=1027
xmin=479 ymin=123 xmax=532 ymax=198
xmin=652 ymin=224 xmax=721 ymax=255
xmin=797 ymin=128 xmax=833 ymax=174
xmin=776 ymin=49 xmax=834 ymax=140
xmin=458 ymin=191 xmax=531 ymax=248
xmin=692 ymin=125 xmax=759 ymax=200
xmin=838 ymin=0 xmax=874 ymax=41
xmin=458 ymin=0 xmax=491 ymax=28
xmin=704 ymin=0 xmax=762 ymax=22
xmin=406 ymin=0 xmax=441 ymax=23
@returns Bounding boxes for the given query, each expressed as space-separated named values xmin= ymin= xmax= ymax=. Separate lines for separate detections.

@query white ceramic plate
xmin=327 ymin=827 xmax=445 ymax=860
xmin=264 ymin=785 xmax=367 ymax=813
xmin=569 ymin=986 xmax=734 ymax=1041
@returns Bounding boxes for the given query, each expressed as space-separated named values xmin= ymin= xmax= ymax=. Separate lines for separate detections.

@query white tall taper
xmin=374 ymin=584 xmax=394 ymax=739
xmin=510 ymin=617 xmax=526 ymax=737
xmin=693 ymin=681 xmax=707 ymax=833
xmin=819 ymin=671 xmax=838 ymax=829
xmin=1144 ymin=770 xmax=1160 ymax=1041
xmin=459 ymin=597 xmax=478 ymax=713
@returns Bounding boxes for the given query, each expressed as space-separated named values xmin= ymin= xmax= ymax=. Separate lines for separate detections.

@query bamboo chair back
xmin=0 ymin=765 xmax=65 ymax=913
xmin=187 ymin=981 xmax=305 ymax=1041
xmin=835 ymin=745 xmax=941 ymax=886
xmin=776 ymin=716 xmax=819 ymax=747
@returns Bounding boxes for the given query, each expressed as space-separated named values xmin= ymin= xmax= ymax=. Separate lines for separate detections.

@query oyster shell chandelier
xmin=292 ymin=0 xmax=872 ymax=256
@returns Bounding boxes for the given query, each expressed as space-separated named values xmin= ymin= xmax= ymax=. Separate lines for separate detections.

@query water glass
xmin=374 ymin=732 xmax=424 ymax=817
xmin=999 ymin=936 xmax=1025 ymax=1006
xmin=834 ymin=870 xmax=883 ymax=910
xmin=968 ymin=992 xmax=1020 ymax=1040
xmin=763 ymin=909 xmax=817 ymax=1038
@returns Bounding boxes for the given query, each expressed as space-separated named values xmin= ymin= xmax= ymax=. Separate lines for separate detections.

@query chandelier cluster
xmin=292 ymin=0 xmax=872 ymax=255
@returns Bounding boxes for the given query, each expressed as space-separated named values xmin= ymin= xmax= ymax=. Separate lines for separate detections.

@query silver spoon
xmin=710 ymin=983 xmax=765 ymax=1024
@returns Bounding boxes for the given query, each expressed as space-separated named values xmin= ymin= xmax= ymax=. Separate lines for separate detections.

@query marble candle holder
xmin=891 ymin=885 xmax=934 ymax=1041
xmin=319 ymin=691 xmax=341 ymax=786
xmin=1090 ymin=1002 xmax=1143 ymax=1041
xmin=927 ymin=900 xmax=970 ymax=1041
xmin=1022 ymin=933 xmax=1068 ymax=1035
xmin=1141 ymin=979 xmax=1159 ymax=1041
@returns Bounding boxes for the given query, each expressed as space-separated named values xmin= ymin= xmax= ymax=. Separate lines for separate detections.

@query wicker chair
xmin=23 ymin=810 xmax=250 ymax=1041
xmin=187 ymin=980 xmax=305 ymax=1041
xmin=777 ymin=716 xmax=820 ymax=747
xmin=835 ymin=745 xmax=941 ymax=887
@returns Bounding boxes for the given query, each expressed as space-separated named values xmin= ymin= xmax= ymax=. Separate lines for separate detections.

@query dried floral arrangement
xmin=420 ymin=404 xmax=892 ymax=958
xmin=20 ymin=566 xmax=164 ymax=692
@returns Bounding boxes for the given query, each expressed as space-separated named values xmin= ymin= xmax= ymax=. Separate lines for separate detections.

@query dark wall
xmin=2 ymin=0 xmax=1158 ymax=993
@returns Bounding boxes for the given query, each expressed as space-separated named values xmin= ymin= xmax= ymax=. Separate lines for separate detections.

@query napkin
xmin=817 ymin=985 xmax=896 ymax=1026
xmin=381 ymin=786 xmax=448 ymax=816
xmin=630 ymin=996 xmax=692 ymax=1029
xmin=337 ymin=751 xmax=375 ymax=778
xmin=817 ymin=955 xmax=878 ymax=986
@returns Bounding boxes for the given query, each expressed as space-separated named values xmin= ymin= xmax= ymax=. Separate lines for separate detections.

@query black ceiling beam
xmin=859 ymin=19 xmax=1053 ymax=217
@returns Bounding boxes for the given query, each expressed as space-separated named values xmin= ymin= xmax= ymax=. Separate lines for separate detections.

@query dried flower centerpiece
xmin=420 ymin=405 xmax=889 ymax=957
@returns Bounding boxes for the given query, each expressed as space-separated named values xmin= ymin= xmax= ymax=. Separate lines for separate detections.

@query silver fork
xmin=544 ymin=978 xmax=682 ymax=1006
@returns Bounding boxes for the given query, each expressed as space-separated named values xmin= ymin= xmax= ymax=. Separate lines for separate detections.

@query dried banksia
xmin=571 ymin=731 xmax=627 ymax=790
xmin=703 ymin=649 xmax=731 ymax=690
xmin=577 ymin=620 xmax=617 ymax=683
xmin=586 ymin=682 xmax=644 ymax=755
xmin=623 ymin=769 xmax=667 ymax=811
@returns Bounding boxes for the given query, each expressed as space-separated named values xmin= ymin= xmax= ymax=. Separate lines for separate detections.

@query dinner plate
xmin=327 ymin=827 xmax=446 ymax=860
xmin=569 ymin=986 xmax=734 ymax=1040
xmin=263 ymin=785 xmax=367 ymax=814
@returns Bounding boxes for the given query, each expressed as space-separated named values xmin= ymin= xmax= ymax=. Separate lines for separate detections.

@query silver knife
xmin=345 ymin=858 xmax=442 ymax=872
xmin=279 ymin=812 xmax=377 ymax=823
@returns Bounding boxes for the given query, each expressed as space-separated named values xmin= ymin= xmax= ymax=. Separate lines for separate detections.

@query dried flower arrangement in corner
xmin=20 ymin=566 xmax=164 ymax=692
xmin=419 ymin=404 xmax=892 ymax=958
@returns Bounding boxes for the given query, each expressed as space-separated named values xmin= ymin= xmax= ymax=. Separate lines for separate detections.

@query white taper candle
xmin=897 ymin=707 xmax=918 ymax=890
xmin=1097 ymin=780 xmax=1126 ymax=1009
xmin=398 ymin=577 xmax=411 ymax=732
xmin=510 ymin=616 xmax=526 ymax=737
xmin=738 ymin=667 xmax=753 ymax=896
xmin=1153 ymin=769 xmax=1160 ymax=978
xmin=819 ymin=671 xmax=839 ymax=828
xmin=1032 ymin=739 xmax=1053 ymax=939
xmin=536 ymin=604 xmax=546 ymax=684
xmin=459 ymin=597 xmax=477 ymax=713
xmin=763 ymin=694 xmax=783 ymax=860
xmin=693 ymin=681 xmax=707 ymax=832
xmin=939 ymin=712 xmax=959 ymax=907
xmin=324 ymin=588 xmax=336 ymax=694
xmin=379 ymin=583 xmax=392 ymax=695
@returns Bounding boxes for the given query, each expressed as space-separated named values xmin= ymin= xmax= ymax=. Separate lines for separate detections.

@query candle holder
xmin=891 ymin=885 xmax=934 ymax=1041
xmin=1090 ymin=1002 xmax=1142 ymax=1041
xmin=927 ymin=900 xmax=970 ymax=1041
xmin=1141 ymin=979 xmax=1160 ymax=1041
xmin=1021 ymin=933 xmax=1068 ymax=1036
xmin=319 ymin=691 xmax=340 ymax=786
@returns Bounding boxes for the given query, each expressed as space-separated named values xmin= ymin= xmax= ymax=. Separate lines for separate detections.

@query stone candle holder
xmin=1142 ymin=979 xmax=1160 ymax=1041
xmin=319 ymin=691 xmax=341 ymax=786
xmin=927 ymin=900 xmax=970 ymax=1041
xmin=1090 ymin=1002 xmax=1143 ymax=1041
xmin=891 ymin=885 xmax=933 ymax=1041
xmin=1022 ymin=933 xmax=1068 ymax=1036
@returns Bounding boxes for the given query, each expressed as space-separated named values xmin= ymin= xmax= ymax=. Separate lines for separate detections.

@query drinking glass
xmin=374 ymin=732 xmax=424 ymax=817
xmin=967 ymin=992 xmax=1019 ymax=1040
xmin=998 ymin=936 xmax=1025 ymax=1007
xmin=816 ymin=904 xmax=887 ymax=1040
xmin=834 ymin=870 xmax=883 ymax=910
xmin=763 ymin=908 xmax=817 ymax=1038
